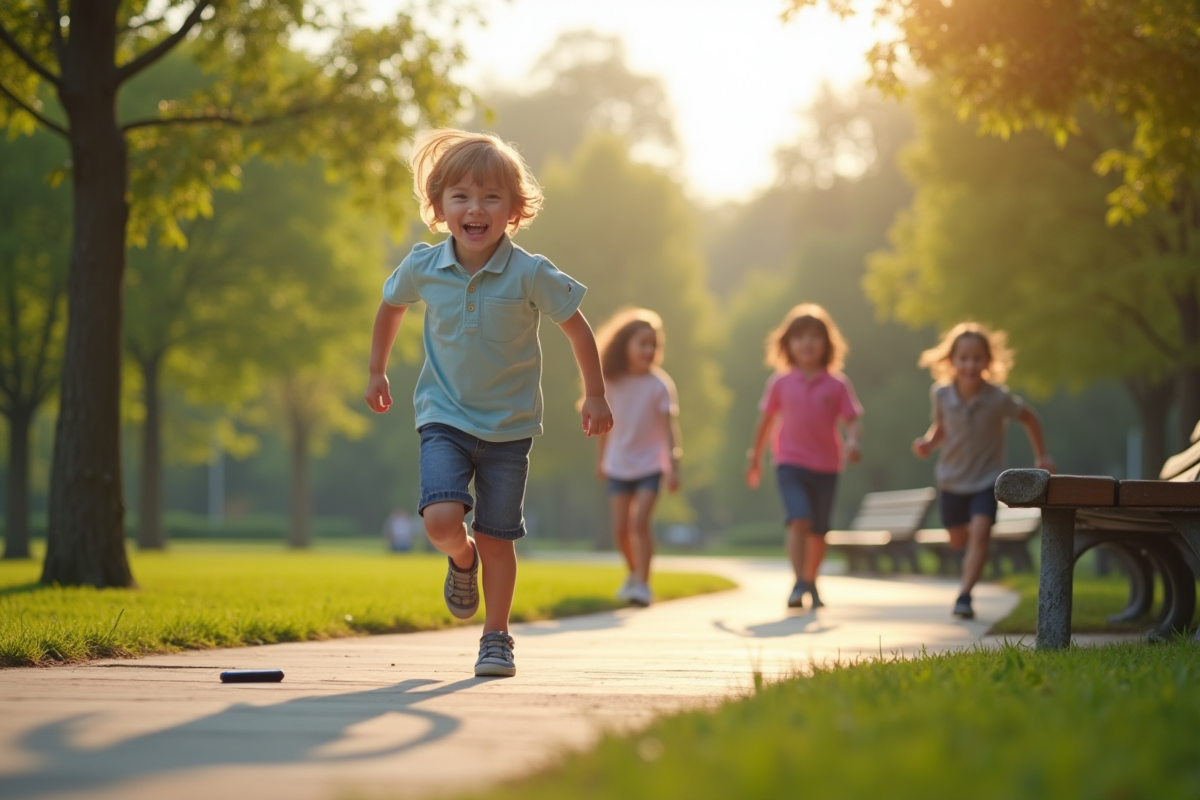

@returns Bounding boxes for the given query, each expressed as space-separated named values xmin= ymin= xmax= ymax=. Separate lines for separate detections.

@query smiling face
xmin=625 ymin=325 xmax=659 ymax=374
xmin=950 ymin=334 xmax=990 ymax=389
xmin=787 ymin=328 xmax=828 ymax=372
xmin=435 ymin=175 xmax=517 ymax=271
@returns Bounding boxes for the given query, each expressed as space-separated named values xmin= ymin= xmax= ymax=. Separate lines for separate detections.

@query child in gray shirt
xmin=912 ymin=323 xmax=1054 ymax=619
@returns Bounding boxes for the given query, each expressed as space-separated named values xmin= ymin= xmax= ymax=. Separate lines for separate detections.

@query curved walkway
xmin=0 ymin=557 xmax=1016 ymax=800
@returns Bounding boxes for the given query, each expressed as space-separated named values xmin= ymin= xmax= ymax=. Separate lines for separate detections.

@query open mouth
xmin=463 ymin=222 xmax=488 ymax=236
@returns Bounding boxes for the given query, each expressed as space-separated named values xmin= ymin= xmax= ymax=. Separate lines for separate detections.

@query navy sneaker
xmin=952 ymin=593 xmax=974 ymax=619
xmin=787 ymin=580 xmax=807 ymax=608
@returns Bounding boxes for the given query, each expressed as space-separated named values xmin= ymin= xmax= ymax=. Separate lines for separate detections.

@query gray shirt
xmin=932 ymin=382 xmax=1025 ymax=494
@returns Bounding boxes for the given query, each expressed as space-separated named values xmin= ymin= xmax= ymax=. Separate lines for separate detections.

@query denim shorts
xmin=939 ymin=487 xmax=998 ymax=528
xmin=606 ymin=472 xmax=662 ymax=496
xmin=776 ymin=465 xmax=839 ymax=535
xmin=418 ymin=423 xmax=533 ymax=541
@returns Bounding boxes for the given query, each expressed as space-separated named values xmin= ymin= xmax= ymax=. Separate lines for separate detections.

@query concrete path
xmin=0 ymin=557 xmax=1016 ymax=800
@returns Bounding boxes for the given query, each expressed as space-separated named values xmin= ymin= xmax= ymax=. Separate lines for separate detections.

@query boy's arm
xmin=745 ymin=411 xmax=775 ymax=489
xmin=558 ymin=310 xmax=613 ymax=437
xmin=595 ymin=432 xmax=608 ymax=481
xmin=365 ymin=301 xmax=408 ymax=413
xmin=1018 ymin=405 xmax=1056 ymax=472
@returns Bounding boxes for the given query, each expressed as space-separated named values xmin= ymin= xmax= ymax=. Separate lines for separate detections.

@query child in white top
xmin=594 ymin=309 xmax=681 ymax=607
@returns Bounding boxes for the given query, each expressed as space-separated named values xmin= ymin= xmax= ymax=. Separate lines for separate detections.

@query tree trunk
xmin=42 ymin=1 xmax=134 ymax=587
xmin=137 ymin=353 xmax=165 ymax=550
xmin=1175 ymin=286 xmax=1200 ymax=449
xmin=289 ymin=421 xmax=311 ymax=549
xmin=3 ymin=405 xmax=34 ymax=560
xmin=1127 ymin=377 xmax=1175 ymax=478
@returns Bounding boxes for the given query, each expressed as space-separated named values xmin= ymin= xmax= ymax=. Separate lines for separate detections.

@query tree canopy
xmin=786 ymin=0 xmax=1200 ymax=220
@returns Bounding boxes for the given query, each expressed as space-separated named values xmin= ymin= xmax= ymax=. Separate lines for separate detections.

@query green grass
xmin=0 ymin=544 xmax=734 ymax=668
xmin=989 ymin=571 xmax=1199 ymax=635
xmin=471 ymin=641 xmax=1200 ymax=800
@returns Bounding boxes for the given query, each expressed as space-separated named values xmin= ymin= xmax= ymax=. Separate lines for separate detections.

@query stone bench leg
xmin=1037 ymin=508 xmax=1076 ymax=649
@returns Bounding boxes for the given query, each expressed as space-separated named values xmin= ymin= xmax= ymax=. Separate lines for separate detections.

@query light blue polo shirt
xmin=382 ymin=235 xmax=586 ymax=442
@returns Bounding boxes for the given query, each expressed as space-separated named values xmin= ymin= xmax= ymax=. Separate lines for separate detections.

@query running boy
xmin=912 ymin=322 xmax=1053 ymax=620
xmin=365 ymin=130 xmax=613 ymax=677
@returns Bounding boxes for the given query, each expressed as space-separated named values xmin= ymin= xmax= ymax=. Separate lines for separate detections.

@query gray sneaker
xmin=444 ymin=540 xmax=479 ymax=619
xmin=475 ymin=630 xmax=516 ymax=677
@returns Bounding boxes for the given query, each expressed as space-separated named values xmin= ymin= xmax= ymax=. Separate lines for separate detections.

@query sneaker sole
xmin=953 ymin=611 xmax=975 ymax=619
xmin=787 ymin=597 xmax=805 ymax=609
xmin=475 ymin=663 xmax=516 ymax=677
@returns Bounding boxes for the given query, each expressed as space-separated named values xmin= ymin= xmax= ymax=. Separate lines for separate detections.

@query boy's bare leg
xmin=423 ymin=502 xmax=475 ymax=569
xmin=959 ymin=514 xmax=993 ymax=595
xmin=609 ymin=493 xmax=636 ymax=574
xmin=631 ymin=490 xmax=659 ymax=584
xmin=786 ymin=519 xmax=810 ymax=582
xmin=803 ymin=534 xmax=827 ymax=584
xmin=476 ymin=534 xmax=516 ymax=634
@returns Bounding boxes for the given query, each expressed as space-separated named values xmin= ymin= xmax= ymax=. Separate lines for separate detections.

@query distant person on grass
xmin=593 ymin=308 xmax=682 ymax=608
xmin=746 ymin=304 xmax=863 ymax=610
xmin=911 ymin=322 xmax=1054 ymax=620
xmin=365 ymin=130 xmax=613 ymax=677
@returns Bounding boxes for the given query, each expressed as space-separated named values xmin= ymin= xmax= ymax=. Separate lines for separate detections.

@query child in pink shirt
xmin=594 ymin=309 xmax=682 ymax=607
xmin=746 ymin=303 xmax=862 ymax=610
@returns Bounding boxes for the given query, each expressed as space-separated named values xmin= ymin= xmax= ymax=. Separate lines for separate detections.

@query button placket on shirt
xmin=463 ymin=271 xmax=481 ymax=329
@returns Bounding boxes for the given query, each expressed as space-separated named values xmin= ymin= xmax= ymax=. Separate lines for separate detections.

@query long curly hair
xmin=595 ymin=307 xmax=665 ymax=381
xmin=764 ymin=303 xmax=847 ymax=373
xmin=918 ymin=321 xmax=1014 ymax=384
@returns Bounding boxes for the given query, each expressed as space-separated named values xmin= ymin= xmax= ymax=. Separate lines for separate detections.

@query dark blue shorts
xmin=939 ymin=487 xmax=999 ymax=528
xmin=417 ymin=423 xmax=533 ymax=541
xmin=775 ymin=465 xmax=839 ymax=536
xmin=606 ymin=472 xmax=662 ymax=496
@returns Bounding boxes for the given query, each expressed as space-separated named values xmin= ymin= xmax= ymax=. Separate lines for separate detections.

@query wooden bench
xmin=914 ymin=503 xmax=1042 ymax=576
xmin=826 ymin=488 xmax=936 ymax=574
xmin=995 ymin=433 xmax=1200 ymax=648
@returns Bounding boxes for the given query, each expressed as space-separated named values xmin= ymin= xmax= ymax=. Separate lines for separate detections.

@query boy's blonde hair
xmin=919 ymin=321 xmax=1014 ymax=384
xmin=764 ymin=303 xmax=848 ymax=373
xmin=596 ymin=307 xmax=665 ymax=380
xmin=409 ymin=129 xmax=543 ymax=234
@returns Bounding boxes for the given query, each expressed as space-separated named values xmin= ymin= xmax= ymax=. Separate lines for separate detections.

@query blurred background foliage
xmin=1 ymin=28 xmax=1151 ymax=551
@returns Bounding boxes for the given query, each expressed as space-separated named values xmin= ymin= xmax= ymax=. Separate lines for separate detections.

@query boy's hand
xmin=666 ymin=467 xmax=681 ymax=493
xmin=846 ymin=441 xmax=862 ymax=465
xmin=365 ymin=373 xmax=392 ymax=413
xmin=912 ymin=437 xmax=933 ymax=459
xmin=580 ymin=396 xmax=613 ymax=437
xmin=1036 ymin=455 xmax=1057 ymax=474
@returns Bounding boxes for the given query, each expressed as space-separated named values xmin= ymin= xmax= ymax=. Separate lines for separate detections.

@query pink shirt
xmin=603 ymin=369 xmax=678 ymax=480
xmin=759 ymin=369 xmax=862 ymax=474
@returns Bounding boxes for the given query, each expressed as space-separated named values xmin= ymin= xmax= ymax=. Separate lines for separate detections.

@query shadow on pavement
xmin=0 ymin=677 xmax=481 ymax=799
xmin=712 ymin=613 xmax=839 ymax=639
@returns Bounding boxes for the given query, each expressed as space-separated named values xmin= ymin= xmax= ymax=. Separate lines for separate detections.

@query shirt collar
xmin=434 ymin=234 xmax=514 ymax=274
xmin=791 ymin=367 xmax=830 ymax=384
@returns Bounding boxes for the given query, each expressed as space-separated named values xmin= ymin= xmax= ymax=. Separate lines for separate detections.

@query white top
xmin=602 ymin=369 xmax=678 ymax=480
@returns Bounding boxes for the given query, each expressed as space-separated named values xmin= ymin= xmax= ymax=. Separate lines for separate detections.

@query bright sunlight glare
xmin=361 ymin=0 xmax=886 ymax=204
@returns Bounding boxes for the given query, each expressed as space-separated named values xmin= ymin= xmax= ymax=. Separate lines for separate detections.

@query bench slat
xmin=1118 ymin=480 xmax=1200 ymax=508
xmin=1046 ymin=476 xmax=1116 ymax=507
xmin=826 ymin=530 xmax=893 ymax=546
xmin=848 ymin=513 xmax=929 ymax=531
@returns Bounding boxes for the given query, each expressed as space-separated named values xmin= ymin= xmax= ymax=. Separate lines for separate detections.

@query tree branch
xmin=1099 ymin=291 xmax=1182 ymax=359
xmin=0 ymin=80 xmax=67 ymax=136
xmin=116 ymin=0 xmax=213 ymax=82
xmin=0 ymin=19 xmax=60 ymax=85
xmin=122 ymin=104 xmax=313 ymax=132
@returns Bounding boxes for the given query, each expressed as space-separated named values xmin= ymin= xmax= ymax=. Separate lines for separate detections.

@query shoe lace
xmin=479 ymin=631 xmax=514 ymax=662
xmin=446 ymin=560 xmax=477 ymax=606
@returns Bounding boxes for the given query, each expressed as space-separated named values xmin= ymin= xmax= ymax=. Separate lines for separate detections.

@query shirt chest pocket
xmin=482 ymin=296 xmax=533 ymax=343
